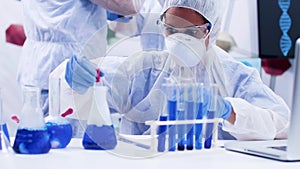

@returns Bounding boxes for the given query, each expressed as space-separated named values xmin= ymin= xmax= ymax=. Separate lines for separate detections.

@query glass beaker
xmin=13 ymin=86 xmax=51 ymax=154
xmin=82 ymin=83 xmax=117 ymax=150
xmin=0 ymin=88 xmax=11 ymax=153
xmin=45 ymin=78 xmax=72 ymax=149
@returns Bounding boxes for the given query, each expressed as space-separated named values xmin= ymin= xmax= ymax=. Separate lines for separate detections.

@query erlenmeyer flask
xmin=0 ymin=88 xmax=11 ymax=153
xmin=82 ymin=81 xmax=117 ymax=150
xmin=13 ymin=86 xmax=51 ymax=154
xmin=45 ymin=78 xmax=72 ymax=149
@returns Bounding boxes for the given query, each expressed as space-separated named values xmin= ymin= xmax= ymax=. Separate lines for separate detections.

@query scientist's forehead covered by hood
xmin=161 ymin=0 xmax=225 ymax=45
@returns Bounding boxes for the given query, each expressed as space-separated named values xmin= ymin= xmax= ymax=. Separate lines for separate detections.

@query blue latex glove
xmin=65 ymin=55 xmax=98 ymax=94
xmin=203 ymin=88 xmax=232 ymax=120
xmin=107 ymin=11 xmax=132 ymax=22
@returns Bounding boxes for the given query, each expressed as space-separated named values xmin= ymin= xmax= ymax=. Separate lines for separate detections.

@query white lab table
xmin=1 ymin=139 xmax=300 ymax=169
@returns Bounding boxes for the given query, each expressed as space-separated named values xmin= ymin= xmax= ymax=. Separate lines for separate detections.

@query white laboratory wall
xmin=0 ymin=0 xmax=23 ymax=135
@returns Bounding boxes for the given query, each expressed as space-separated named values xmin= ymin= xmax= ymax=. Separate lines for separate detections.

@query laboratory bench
xmin=1 ymin=138 xmax=300 ymax=169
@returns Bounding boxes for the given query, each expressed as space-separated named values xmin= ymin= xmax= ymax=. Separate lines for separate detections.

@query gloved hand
xmin=203 ymin=88 xmax=232 ymax=120
xmin=215 ymin=96 xmax=232 ymax=120
xmin=107 ymin=11 xmax=132 ymax=22
xmin=65 ymin=55 xmax=98 ymax=94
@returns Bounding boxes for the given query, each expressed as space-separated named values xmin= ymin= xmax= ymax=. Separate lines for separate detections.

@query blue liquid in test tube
xmin=157 ymin=115 xmax=167 ymax=152
xmin=186 ymin=101 xmax=194 ymax=150
xmin=185 ymin=84 xmax=195 ymax=150
xmin=204 ymin=110 xmax=215 ymax=149
xmin=204 ymin=84 xmax=217 ymax=149
xmin=177 ymin=109 xmax=185 ymax=151
xmin=163 ymin=83 xmax=177 ymax=152
xmin=177 ymin=86 xmax=185 ymax=151
xmin=195 ymin=102 xmax=203 ymax=150
xmin=0 ymin=123 xmax=10 ymax=151
xmin=195 ymin=84 xmax=204 ymax=150
xmin=168 ymin=100 xmax=177 ymax=151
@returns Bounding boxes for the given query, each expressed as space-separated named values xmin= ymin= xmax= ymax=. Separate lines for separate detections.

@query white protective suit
xmin=99 ymin=46 xmax=290 ymax=140
xmin=99 ymin=0 xmax=290 ymax=140
xmin=18 ymin=0 xmax=144 ymax=116
xmin=17 ymin=1 xmax=107 ymax=115
xmin=57 ymin=0 xmax=290 ymax=140
xmin=18 ymin=0 xmax=107 ymax=90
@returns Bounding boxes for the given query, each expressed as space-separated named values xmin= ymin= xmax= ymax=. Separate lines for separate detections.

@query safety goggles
xmin=157 ymin=15 xmax=211 ymax=39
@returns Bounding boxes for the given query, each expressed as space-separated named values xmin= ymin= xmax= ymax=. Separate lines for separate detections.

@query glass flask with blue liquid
xmin=82 ymin=76 xmax=117 ymax=150
xmin=12 ymin=86 xmax=51 ymax=154
xmin=0 ymin=88 xmax=11 ymax=153
xmin=45 ymin=78 xmax=72 ymax=149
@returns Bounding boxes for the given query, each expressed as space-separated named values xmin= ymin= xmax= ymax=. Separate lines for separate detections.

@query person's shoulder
xmin=214 ymin=46 xmax=240 ymax=63
xmin=213 ymin=46 xmax=260 ymax=78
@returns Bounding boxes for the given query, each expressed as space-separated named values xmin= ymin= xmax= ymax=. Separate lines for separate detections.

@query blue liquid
xmin=46 ymin=122 xmax=72 ymax=149
xmin=177 ymin=110 xmax=185 ymax=151
xmin=82 ymin=124 xmax=117 ymax=150
xmin=13 ymin=128 xmax=51 ymax=154
xmin=168 ymin=100 xmax=176 ymax=151
xmin=157 ymin=115 xmax=167 ymax=152
xmin=186 ymin=101 xmax=194 ymax=150
xmin=195 ymin=102 xmax=203 ymax=150
xmin=204 ymin=110 xmax=215 ymax=149
xmin=0 ymin=123 xmax=10 ymax=150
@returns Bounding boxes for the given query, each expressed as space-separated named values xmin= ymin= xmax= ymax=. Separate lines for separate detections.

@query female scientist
xmin=65 ymin=0 xmax=290 ymax=140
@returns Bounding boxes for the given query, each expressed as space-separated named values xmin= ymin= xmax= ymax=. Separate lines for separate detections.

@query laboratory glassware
xmin=185 ymin=83 xmax=194 ymax=150
xmin=82 ymin=74 xmax=117 ymax=150
xmin=204 ymin=84 xmax=217 ymax=149
xmin=163 ymin=83 xmax=177 ymax=151
xmin=194 ymin=83 xmax=204 ymax=150
xmin=0 ymin=88 xmax=11 ymax=153
xmin=45 ymin=78 xmax=72 ymax=149
xmin=13 ymin=86 xmax=51 ymax=154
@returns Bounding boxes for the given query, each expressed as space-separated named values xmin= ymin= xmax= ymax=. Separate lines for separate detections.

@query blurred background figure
xmin=18 ymin=0 xmax=145 ymax=117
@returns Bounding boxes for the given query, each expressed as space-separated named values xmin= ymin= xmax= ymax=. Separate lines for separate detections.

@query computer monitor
xmin=257 ymin=0 xmax=300 ymax=58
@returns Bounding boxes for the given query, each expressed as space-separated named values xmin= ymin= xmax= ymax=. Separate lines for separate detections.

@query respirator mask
xmin=165 ymin=33 xmax=208 ymax=67
xmin=159 ymin=18 xmax=211 ymax=67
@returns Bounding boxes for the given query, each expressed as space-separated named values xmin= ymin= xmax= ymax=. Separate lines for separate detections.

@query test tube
xmin=0 ymin=88 xmax=11 ymax=153
xmin=185 ymin=83 xmax=194 ymax=150
xmin=194 ymin=83 xmax=204 ymax=150
xmin=204 ymin=84 xmax=217 ymax=149
xmin=157 ymin=114 xmax=167 ymax=152
xmin=177 ymin=84 xmax=185 ymax=151
xmin=164 ymin=83 xmax=177 ymax=151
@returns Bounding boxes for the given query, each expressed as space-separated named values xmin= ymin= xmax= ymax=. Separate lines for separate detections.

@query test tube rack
xmin=145 ymin=118 xmax=221 ymax=152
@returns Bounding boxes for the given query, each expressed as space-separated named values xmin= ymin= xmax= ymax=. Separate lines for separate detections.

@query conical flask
xmin=82 ymin=81 xmax=117 ymax=150
xmin=13 ymin=86 xmax=51 ymax=154
xmin=45 ymin=78 xmax=72 ymax=149
xmin=0 ymin=88 xmax=11 ymax=153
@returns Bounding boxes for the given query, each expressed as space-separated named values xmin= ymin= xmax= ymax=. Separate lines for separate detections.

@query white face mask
xmin=165 ymin=33 xmax=207 ymax=67
xmin=91 ymin=0 xmax=145 ymax=16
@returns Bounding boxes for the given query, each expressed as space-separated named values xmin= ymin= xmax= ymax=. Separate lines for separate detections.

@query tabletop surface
xmin=1 ymin=138 xmax=300 ymax=169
